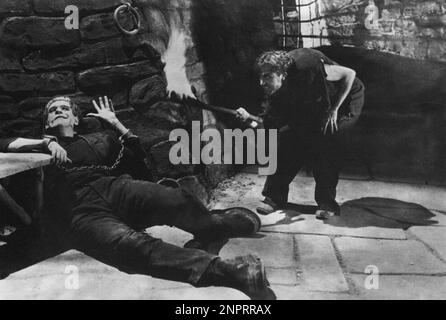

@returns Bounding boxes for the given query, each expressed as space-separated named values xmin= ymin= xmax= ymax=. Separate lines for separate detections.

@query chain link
xmin=57 ymin=141 xmax=125 ymax=173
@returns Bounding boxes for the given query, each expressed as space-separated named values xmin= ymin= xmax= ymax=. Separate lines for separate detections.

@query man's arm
xmin=324 ymin=64 xmax=356 ymax=112
xmin=0 ymin=137 xmax=70 ymax=165
xmin=321 ymin=64 xmax=356 ymax=134
xmin=5 ymin=138 xmax=50 ymax=152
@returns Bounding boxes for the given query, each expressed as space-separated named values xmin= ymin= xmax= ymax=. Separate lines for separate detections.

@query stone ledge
xmin=0 ymin=17 xmax=80 ymax=48
xmin=32 ymin=0 xmax=123 ymax=14
xmin=0 ymin=72 xmax=75 ymax=93
xmin=0 ymin=96 xmax=18 ymax=120
xmin=0 ymin=0 xmax=32 ymax=18
xmin=76 ymin=61 xmax=161 ymax=93
xmin=22 ymin=38 xmax=148 ymax=71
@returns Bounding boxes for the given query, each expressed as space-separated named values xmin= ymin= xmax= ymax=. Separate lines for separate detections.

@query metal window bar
xmin=277 ymin=0 xmax=363 ymax=48
xmin=278 ymin=0 xmax=322 ymax=48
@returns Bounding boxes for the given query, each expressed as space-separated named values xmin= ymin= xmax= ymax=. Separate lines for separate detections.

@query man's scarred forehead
xmin=46 ymin=97 xmax=72 ymax=111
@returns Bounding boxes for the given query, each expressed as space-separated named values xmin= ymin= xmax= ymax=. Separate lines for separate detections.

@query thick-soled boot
xmin=315 ymin=203 xmax=340 ymax=220
xmin=256 ymin=197 xmax=283 ymax=215
xmin=184 ymin=207 xmax=261 ymax=251
xmin=197 ymin=254 xmax=276 ymax=300
xmin=211 ymin=207 xmax=261 ymax=237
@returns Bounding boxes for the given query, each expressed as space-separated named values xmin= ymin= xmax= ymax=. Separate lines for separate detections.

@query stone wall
xmin=0 ymin=0 xmax=277 ymax=216
xmin=321 ymin=0 xmax=446 ymax=63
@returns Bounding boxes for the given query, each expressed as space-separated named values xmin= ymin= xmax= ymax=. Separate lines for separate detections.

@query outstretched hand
xmin=87 ymin=96 xmax=119 ymax=126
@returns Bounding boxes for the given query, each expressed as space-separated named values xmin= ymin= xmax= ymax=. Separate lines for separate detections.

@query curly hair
xmin=43 ymin=96 xmax=81 ymax=131
xmin=254 ymin=50 xmax=294 ymax=76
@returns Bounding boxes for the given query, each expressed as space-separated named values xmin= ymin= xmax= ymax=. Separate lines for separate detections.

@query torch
xmin=170 ymin=86 xmax=263 ymax=129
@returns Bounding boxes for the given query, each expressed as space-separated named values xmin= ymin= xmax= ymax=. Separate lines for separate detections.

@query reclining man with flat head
xmin=0 ymin=96 xmax=275 ymax=300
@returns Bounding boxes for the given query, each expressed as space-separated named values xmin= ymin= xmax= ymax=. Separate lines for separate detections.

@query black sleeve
xmin=258 ymin=109 xmax=289 ymax=130
xmin=0 ymin=138 xmax=18 ymax=152
xmin=116 ymin=133 xmax=155 ymax=182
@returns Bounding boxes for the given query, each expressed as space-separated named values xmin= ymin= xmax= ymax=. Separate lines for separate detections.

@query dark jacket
xmin=0 ymin=118 xmax=153 ymax=224
xmin=260 ymin=48 xmax=364 ymax=135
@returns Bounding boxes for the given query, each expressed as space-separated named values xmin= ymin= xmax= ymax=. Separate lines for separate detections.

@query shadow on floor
xmin=326 ymin=197 xmax=439 ymax=229
xmin=264 ymin=197 xmax=439 ymax=230
xmin=0 ymin=226 xmax=66 ymax=279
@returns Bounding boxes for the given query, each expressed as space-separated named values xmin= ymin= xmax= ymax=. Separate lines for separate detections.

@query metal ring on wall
xmin=114 ymin=2 xmax=141 ymax=36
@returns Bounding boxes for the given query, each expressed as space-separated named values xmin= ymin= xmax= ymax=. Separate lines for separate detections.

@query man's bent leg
xmin=311 ymin=132 xmax=345 ymax=218
xmin=104 ymin=179 xmax=259 ymax=243
xmin=262 ymin=132 xmax=306 ymax=204
xmin=69 ymin=212 xmax=217 ymax=285
xmin=68 ymin=212 xmax=275 ymax=299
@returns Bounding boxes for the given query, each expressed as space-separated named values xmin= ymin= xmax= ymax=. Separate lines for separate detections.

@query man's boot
xmin=184 ymin=207 xmax=261 ymax=251
xmin=198 ymin=254 xmax=276 ymax=300
xmin=315 ymin=203 xmax=340 ymax=220
xmin=256 ymin=197 xmax=282 ymax=215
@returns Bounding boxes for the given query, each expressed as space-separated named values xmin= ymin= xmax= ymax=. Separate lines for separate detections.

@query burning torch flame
xmin=162 ymin=27 xmax=195 ymax=99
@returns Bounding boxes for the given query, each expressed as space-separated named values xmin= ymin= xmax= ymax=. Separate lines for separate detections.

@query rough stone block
xmin=150 ymin=140 xmax=196 ymax=179
xmin=129 ymin=75 xmax=167 ymax=112
xmin=80 ymin=11 xmax=149 ymax=41
xmin=0 ymin=17 xmax=80 ymax=48
xmin=296 ymin=234 xmax=349 ymax=292
xmin=0 ymin=49 xmax=22 ymax=72
xmin=137 ymin=101 xmax=188 ymax=127
xmin=351 ymin=274 xmax=446 ymax=300
xmin=23 ymin=38 xmax=146 ymax=71
xmin=335 ymin=237 xmax=446 ymax=274
xmin=0 ymin=96 xmax=18 ymax=120
xmin=119 ymin=112 xmax=170 ymax=148
xmin=33 ymin=0 xmax=123 ymax=14
xmin=19 ymin=97 xmax=52 ymax=120
xmin=0 ymin=0 xmax=32 ymax=17
xmin=0 ymin=72 xmax=75 ymax=93
xmin=219 ymin=233 xmax=296 ymax=268
xmin=65 ymin=91 xmax=128 ymax=115
xmin=177 ymin=175 xmax=209 ymax=205
xmin=76 ymin=61 xmax=161 ymax=93
xmin=0 ymin=118 xmax=41 ymax=137
xmin=409 ymin=226 xmax=446 ymax=262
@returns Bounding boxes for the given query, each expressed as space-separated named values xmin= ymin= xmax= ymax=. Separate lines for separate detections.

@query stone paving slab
xmin=266 ymin=267 xmax=298 ymax=286
xmin=260 ymin=207 xmax=407 ymax=239
xmin=0 ymin=250 xmax=247 ymax=300
xmin=350 ymin=274 xmax=446 ymax=300
xmin=295 ymin=235 xmax=349 ymax=292
xmin=409 ymin=226 xmax=446 ymax=262
xmin=335 ymin=238 xmax=446 ymax=274
xmin=219 ymin=233 xmax=295 ymax=268
xmin=270 ymin=285 xmax=357 ymax=300
xmin=213 ymin=172 xmax=446 ymax=216
xmin=430 ymin=211 xmax=446 ymax=226
xmin=146 ymin=226 xmax=193 ymax=248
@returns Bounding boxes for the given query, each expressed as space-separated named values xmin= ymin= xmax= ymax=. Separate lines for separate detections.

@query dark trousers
xmin=262 ymin=131 xmax=341 ymax=212
xmin=262 ymin=113 xmax=361 ymax=213
xmin=62 ymin=175 xmax=222 ymax=285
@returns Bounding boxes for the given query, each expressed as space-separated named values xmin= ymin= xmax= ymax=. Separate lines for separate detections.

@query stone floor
xmin=1 ymin=172 xmax=446 ymax=300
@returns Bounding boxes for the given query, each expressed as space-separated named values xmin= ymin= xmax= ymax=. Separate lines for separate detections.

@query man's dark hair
xmin=255 ymin=50 xmax=294 ymax=76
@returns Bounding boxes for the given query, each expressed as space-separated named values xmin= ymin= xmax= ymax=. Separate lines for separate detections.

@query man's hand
xmin=322 ymin=108 xmax=338 ymax=135
xmin=236 ymin=107 xmax=251 ymax=122
xmin=88 ymin=96 xmax=119 ymax=126
xmin=46 ymin=141 xmax=71 ymax=165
